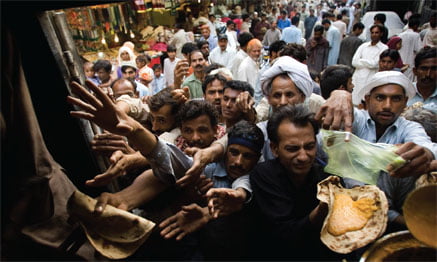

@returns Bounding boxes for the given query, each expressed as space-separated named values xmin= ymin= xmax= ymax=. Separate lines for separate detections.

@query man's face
xmin=201 ymin=28 xmax=210 ymax=39
xmin=122 ymin=67 xmax=136 ymax=81
xmin=379 ymin=56 xmax=396 ymax=71
xmin=249 ymin=45 xmax=262 ymax=60
xmin=370 ymin=27 xmax=383 ymax=43
xmin=272 ymin=22 xmax=277 ymax=29
xmin=149 ymin=104 xmax=175 ymax=135
xmin=218 ymin=39 xmax=228 ymax=51
xmin=112 ymin=80 xmax=137 ymax=100
xmin=168 ymin=51 xmax=176 ymax=60
xmin=200 ymin=44 xmax=210 ymax=56
xmin=310 ymin=10 xmax=314 ymax=15
xmin=345 ymin=77 xmax=354 ymax=93
xmin=225 ymin=144 xmax=260 ymax=179
xmin=96 ymin=68 xmax=111 ymax=82
xmin=154 ymin=68 xmax=162 ymax=78
xmin=180 ymin=114 xmax=217 ymax=148
xmin=268 ymin=75 xmax=305 ymax=111
xmin=365 ymin=84 xmax=407 ymax=128
xmin=314 ymin=30 xmax=323 ymax=40
xmin=271 ymin=121 xmax=317 ymax=177
xmin=414 ymin=57 xmax=437 ymax=88
xmin=323 ymin=23 xmax=330 ymax=31
xmin=190 ymin=52 xmax=206 ymax=73
xmin=221 ymin=88 xmax=243 ymax=122
xmin=204 ymin=79 xmax=224 ymax=113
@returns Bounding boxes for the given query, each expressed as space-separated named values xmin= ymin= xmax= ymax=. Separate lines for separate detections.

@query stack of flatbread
xmin=67 ymin=191 xmax=155 ymax=259
xmin=317 ymin=176 xmax=388 ymax=254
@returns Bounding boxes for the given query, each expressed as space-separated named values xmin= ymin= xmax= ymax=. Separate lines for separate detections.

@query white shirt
xmin=351 ymin=41 xmax=388 ymax=105
xmin=332 ymin=20 xmax=347 ymax=39
xmin=423 ymin=27 xmax=437 ymax=47
xmin=170 ymin=29 xmax=189 ymax=59
xmin=226 ymin=30 xmax=238 ymax=52
xmin=208 ymin=46 xmax=236 ymax=70
xmin=231 ymin=49 xmax=248 ymax=79
xmin=237 ymin=56 xmax=260 ymax=90
xmin=399 ymin=29 xmax=422 ymax=81
xmin=163 ymin=57 xmax=180 ymax=87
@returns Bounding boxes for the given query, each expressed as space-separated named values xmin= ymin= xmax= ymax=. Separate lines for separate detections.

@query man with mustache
xmin=407 ymin=47 xmax=437 ymax=113
xmin=181 ymin=50 xmax=207 ymax=99
xmin=202 ymin=73 xmax=227 ymax=125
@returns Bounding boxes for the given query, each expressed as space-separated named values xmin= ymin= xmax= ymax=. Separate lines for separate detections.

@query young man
xmin=163 ymin=45 xmax=180 ymax=88
xmin=378 ymin=49 xmax=400 ymax=72
xmin=399 ymin=14 xmax=422 ymax=81
xmin=151 ymin=64 xmax=165 ymax=95
xmin=320 ymin=65 xmax=354 ymax=99
xmin=306 ymin=25 xmax=329 ymax=75
xmin=225 ymin=20 xmax=238 ymax=51
xmin=221 ymin=80 xmax=256 ymax=129
xmin=322 ymin=19 xmax=341 ymax=66
xmin=304 ymin=8 xmax=317 ymax=40
xmin=281 ymin=15 xmax=302 ymax=44
xmin=208 ymin=34 xmax=236 ymax=70
xmin=120 ymin=61 xmax=150 ymax=98
xmin=407 ymin=47 xmax=437 ymax=113
xmin=147 ymin=88 xmax=181 ymax=136
xmin=182 ymin=50 xmax=207 ymax=99
xmin=197 ymin=40 xmax=210 ymax=61
xmin=262 ymin=21 xmax=282 ymax=47
xmin=249 ymin=104 xmax=343 ymax=260
xmin=277 ymin=10 xmax=291 ymax=30
xmin=202 ymin=73 xmax=227 ymax=124
xmin=338 ymin=22 xmax=364 ymax=67
xmin=230 ymin=32 xmax=254 ymax=78
xmin=351 ymin=24 xmax=388 ymax=105
xmin=253 ymin=13 xmax=270 ymax=40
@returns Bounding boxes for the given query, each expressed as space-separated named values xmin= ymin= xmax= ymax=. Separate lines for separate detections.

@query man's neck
xmin=370 ymin=40 xmax=379 ymax=46
xmin=194 ymin=71 xmax=204 ymax=80
xmin=375 ymin=123 xmax=388 ymax=141
xmin=417 ymin=84 xmax=436 ymax=100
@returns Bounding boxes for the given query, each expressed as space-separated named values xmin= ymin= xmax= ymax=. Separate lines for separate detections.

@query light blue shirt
xmin=407 ymin=83 xmax=437 ymax=113
xmin=151 ymin=74 xmax=166 ymax=95
xmin=352 ymin=109 xmax=437 ymax=158
xmin=135 ymin=80 xmax=150 ymax=97
xmin=281 ymin=25 xmax=302 ymax=44
xmin=326 ymin=26 xmax=341 ymax=65
xmin=200 ymin=35 xmax=218 ymax=51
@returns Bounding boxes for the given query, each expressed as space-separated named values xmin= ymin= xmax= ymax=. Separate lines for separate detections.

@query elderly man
xmin=209 ymin=34 xmax=236 ymax=70
xmin=231 ymin=32 xmax=254 ymax=78
xmin=200 ymin=25 xmax=218 ymax=51
xmin=237 ymin=38 xmax=263 ymax=90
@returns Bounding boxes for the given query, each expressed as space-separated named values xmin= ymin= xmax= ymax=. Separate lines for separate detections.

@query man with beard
xmin=182 ymin=50 xmax=207 ymax=99
xmin=208 ymin=34 xmax=236 ymax=70
xmin=407 ymin=47 xmax=437 ymax=113
xmin=202 ymin=73 xmax=227 ymax=125
xmin=305 ymin=25 xmax=329 ymax=75
xmin=237 ymin=38 xmax=263 ymax=91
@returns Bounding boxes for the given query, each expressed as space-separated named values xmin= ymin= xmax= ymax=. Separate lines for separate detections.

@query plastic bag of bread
xmin=317 ymin=176 xmax=388 ymax=254
xmin=67 ymin=191 xmax=155 ymax=259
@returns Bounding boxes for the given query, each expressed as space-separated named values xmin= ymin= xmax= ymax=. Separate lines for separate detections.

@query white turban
xmin=357 ymin=71 xmax=416 ymax=102
xmin=260 ymin=56 xmax=313 ymax=98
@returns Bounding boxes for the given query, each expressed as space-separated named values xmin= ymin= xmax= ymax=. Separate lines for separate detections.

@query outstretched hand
xmin=206 ymin=188 xmax=246 ymax=219
xmin=159 ymin=204 xmax=209 ymax=241
xmin=67 ymin=80 xmax=137 ymax=137
xmin=315 ymin=90 xmax=353 ymax=132
xmin=387 ymin=142 xmax=434 ymax=178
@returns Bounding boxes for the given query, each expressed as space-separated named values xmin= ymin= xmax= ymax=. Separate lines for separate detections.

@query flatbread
xmin=317 ymin=176 xmax=388 ymax=254
xmin=67 ymin=191 xmax=155 ymax=259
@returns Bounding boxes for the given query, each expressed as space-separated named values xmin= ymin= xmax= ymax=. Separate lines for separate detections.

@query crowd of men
xmin=76 ymin=0 xmax=437 ymax=260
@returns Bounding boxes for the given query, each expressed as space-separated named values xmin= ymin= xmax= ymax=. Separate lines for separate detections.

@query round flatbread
xmin=317 ymin=176 xmax=388 ymax=254
xmin=67 ymin=191 xmax=155 ymax=259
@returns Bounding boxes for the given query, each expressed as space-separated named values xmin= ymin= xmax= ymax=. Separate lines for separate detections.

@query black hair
xmin=270 ymin=40 xmax=287 ymax=56
xmin=408 ymin=14 xmax=421 ymax=28
xmin=197 ymin=40 xmax=209 ymax=50
xmin=227 ymin=20 xmax=236 ymax=26
xmin=379 ymin=49 xmax=400 ymax=62
xmin=281 ymin=10 xmax=287 ymax=15
xmin=414 ymin=46 xmax=437 ymax=68
xmin=337 ymin=14 xmax=342 ymax=20
xmin=167 ymin=45 xmax=177 ymax=53
xmin=176 ymin=100 xmax=219 ymax=128
xmin=320 ymin=65 xmax=353 ymax=99
xmin=321 ymin=19 xmax=331 ymax=25
xmin=267 ymin=104 xmax=319 ymax=144
xmin=238 ymin=32 xmax=254 ymax=47
xmin=227 ymin=120 xmax=264 ymax=154
xmin=202 ymin=73 xmax=227 ymax=93
xmin=152 ymin=64 xmax=162 ymax=71
xmin=224 ymin=80 xmax=254 ymax=97
xmin=314 ymin=25 xmax=325 ymax=33
xmin=370 ymin=24 xmax=384 ymax=33
xmin=291 ymin=16 xmax=300 ymax=25
xmin=279 ymin=43 xmax=306 ymax=62
xmin=353 ymin=22 xmax=365 ymax=31
xmin=135 ymin=54 xmax=148 ymax=64
xmin=181 ymin=42 xmax=199 ymax=56
xmin=204 ymin=63 xmax=224 ymax=75
xmin=242 ymin=14 xmax=250 ymax=20
xmin=93 ymin=59 xmax=112 ymax=73
xmin=147 ymin=87 xmax=181 ymax=114
xmin=120 ymin=64 xmax=137 ymax=73
xmin=374 ymin=13 xmax=386 ymax=24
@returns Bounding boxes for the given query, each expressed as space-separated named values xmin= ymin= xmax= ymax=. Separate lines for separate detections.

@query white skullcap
xmin=261 ymin=56 xmax=313 ymax=98
xmin=209 ymin=68 xmax=233 ymax=80
xmin=357 ymin=71 xmax=416 ymax=102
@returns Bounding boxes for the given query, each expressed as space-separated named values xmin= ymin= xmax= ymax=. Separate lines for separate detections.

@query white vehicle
xmin=359 ymin=11 xmax=405 ymax=41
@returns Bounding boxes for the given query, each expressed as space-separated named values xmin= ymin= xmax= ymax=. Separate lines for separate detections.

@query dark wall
xmin=1 ymin=1 xmax=123 ymax=196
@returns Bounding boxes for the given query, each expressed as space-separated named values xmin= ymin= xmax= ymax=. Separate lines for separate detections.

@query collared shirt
xmin=200 ymin=34 xmax=218 ymax=51
xmin=209 ymin=46 xmax=236 ymax=70
xmin=151 ymin=74 xmax=166 ymax=94
xmin=163 ymin=57 xmax=180 ymax=87
xmin=182 ymin=73 xmax=203 ymax=99
xmin=352 ymin=109 xmax=436 ymax=158
xmin=277 ymin=18 xmax=291 ymax=30
xmin=237 ymin=56 xmax=260 ymax=91
xmin=407 ymin=83 xmax=437 ymax=113
xmin=351 ymin=41 xmax=388 ymax=105
xmin=204 ymin=161 xmax=252 ymax=196
xmin=231 ymin=49 xmax=248 ymax=78
xmin=281 ymin=25 xmax=302 ymax=44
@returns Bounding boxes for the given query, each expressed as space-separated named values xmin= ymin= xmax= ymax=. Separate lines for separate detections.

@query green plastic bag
xmin=321 ymin=129 xmax=406 ymax=185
